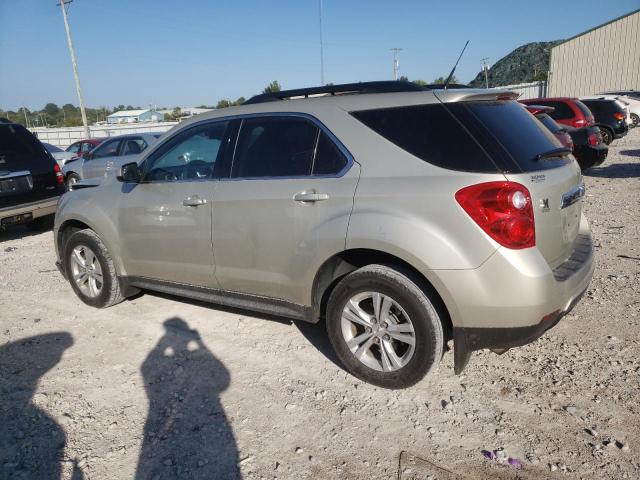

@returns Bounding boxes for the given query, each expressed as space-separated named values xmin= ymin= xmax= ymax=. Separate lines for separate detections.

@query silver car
xmin=53 ymin=82 xmax=594 ymax=388
xmin=61 ymin=133 xmax=160 ymax=188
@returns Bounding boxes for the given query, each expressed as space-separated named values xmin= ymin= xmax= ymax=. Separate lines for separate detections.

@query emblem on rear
xmin=531 ymin=174 xmax=546 ymax=183
xmin=539 ymin=198 xmax=550 ymax=212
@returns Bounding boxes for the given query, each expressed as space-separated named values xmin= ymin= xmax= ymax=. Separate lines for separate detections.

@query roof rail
xmin=243 ymin=80 xmax=471 ymax=105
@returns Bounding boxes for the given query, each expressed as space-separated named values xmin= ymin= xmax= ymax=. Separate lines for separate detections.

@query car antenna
xmin=443 ymin=40 xmax=469 ymax=90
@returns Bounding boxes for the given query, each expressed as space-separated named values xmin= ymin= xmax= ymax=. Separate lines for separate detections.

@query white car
xmin=42 ymin=142 xmax=76 ymax=167
xmin=583 ymin=94 xmax=639 ymax=128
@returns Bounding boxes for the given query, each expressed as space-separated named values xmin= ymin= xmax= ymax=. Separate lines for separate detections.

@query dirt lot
xmin=1 ymin=129 xmax=639 ymax=480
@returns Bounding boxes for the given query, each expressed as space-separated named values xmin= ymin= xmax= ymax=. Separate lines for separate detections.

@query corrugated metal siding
xmin=549 ymin=11 xmax=640 ymax=96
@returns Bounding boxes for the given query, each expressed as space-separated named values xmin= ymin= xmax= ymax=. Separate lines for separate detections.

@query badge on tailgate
xmin=560 ymin=182 xmax=585 ymax=210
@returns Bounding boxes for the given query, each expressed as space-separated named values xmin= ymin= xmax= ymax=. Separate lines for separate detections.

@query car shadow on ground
xmin=0 ymin=224 xmax=49 ymax=243
xmin=0 ymin=332 xmax=79 ymax=479
xmin=583 ymin=162 xmax=640 ymax=178
xmin=135 ymin=317 xmax=240 ymax=479
xmin=620 ymin=148 xmax=640 ymax=158
xmin=141 ymin=291 xmax=345 ymax=371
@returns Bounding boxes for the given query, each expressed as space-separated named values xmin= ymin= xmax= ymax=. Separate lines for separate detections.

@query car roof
xmin=175 ymin=87 xmax=517 ymax=130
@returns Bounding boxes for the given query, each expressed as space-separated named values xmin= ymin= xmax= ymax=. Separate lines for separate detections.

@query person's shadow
xmin=0 ymin=332 xmax=76 ymax=479
xmin=135 ymin=318 xmax=239 ymax=480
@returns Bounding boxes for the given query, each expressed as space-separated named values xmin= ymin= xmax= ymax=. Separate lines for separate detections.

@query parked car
xmin=0 ymin=123 xmax=65 ymax=231
xmin=62 ymin=133 xmax=160 ymax=188
xmin=565 ymin=125 xmax=608 ymax=170
xmin=524 ymin=105 xmax=607 ymax=171
xmin=579 ymin=98 xmax=629 ymax=144
xmin=42 ymin=142 xmax=76 ymax=167
xmin=54 ymin=81 xmax=594 ymax=388
xmin=520 ymin=97 xmax=594 ymax=129
xmin=601 ymin=90 xmax=640 ymax=101
xmin=65 ymin=138 xmax=106 ymax=160
xmin=524 ymin=105 xmax=573 ymax=149
xmin=583 ymin=95 xmax=639 ymax=128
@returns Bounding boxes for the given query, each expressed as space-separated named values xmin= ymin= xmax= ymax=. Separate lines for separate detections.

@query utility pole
xmin=58 ymin=0 xmax=90 ymax=137
xmin=391 ymin=48 xmax=403 ymax=80
xmin=22 ymin=106 xmax=30 ymax=128
xmin=481 ymin=57 xmax=490 ymax=88
xmin=318 ymin=0 xmax=325 ymax=85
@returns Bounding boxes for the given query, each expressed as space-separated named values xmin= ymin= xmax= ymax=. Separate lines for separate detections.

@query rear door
xmin=0 ymin=124 xmax=61 ymax=211
xmin=453 ymin=100 xmax=584 ymax=268
xmin=211 ymin=115 xmax=359 ymax=305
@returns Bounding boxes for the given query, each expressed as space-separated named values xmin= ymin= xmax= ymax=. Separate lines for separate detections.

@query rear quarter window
xmin=351 ymin=103 xmax=499 ymax=173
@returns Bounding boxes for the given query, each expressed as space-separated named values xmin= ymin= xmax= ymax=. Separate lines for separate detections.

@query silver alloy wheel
xmin=69 ymin=244 xmax=103 ymax=298
xmin=341 ymin=291 xmax=416 ymax=372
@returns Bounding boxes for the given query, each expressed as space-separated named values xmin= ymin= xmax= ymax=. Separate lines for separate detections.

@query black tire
xmin=631 ymin=113 xmax=639 ymax=128
xmin=64 ymin=228 xmax=124 ymax=308
xmin=26 ymin=214 xmax=54 ymax=231
xmin=599 ymin=127 xmax=613 ymax=145
xmin=326 ymin=264 xmax=444 ymax=389
xmin=65 ymin=173 xmax=81 ymax=191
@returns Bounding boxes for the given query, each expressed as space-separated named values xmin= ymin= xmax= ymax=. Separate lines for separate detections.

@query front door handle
xmin=293 ymin=191 xmax=329 ymax=203
xmin=183 ymin=195 xmax=207 ymax=207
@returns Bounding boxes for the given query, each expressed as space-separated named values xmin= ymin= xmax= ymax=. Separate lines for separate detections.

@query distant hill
xmin=469 ymin=40 xmax=563 ymax=88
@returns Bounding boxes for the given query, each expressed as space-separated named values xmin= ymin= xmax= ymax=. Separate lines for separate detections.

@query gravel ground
xmin=1 ymin=129 xmax=639 ymax=480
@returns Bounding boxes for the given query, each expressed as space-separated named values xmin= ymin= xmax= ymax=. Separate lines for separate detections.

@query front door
xmin=83 ymin=138 xmax=121 ymax=179
xmin=211 ymin=115 xmax=359 ymax=305
xmin=116 ymin=121 xmax=232 ymax=287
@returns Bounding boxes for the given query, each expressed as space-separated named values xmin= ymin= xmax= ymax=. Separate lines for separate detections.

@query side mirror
xmin=117 ymin=162 xmax=141 ymax=183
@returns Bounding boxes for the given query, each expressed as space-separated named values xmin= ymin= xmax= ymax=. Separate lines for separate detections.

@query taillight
xmin=613 ymin=112 xmax=625 ymax=121
xmin=54 ymin=163 xmax=64 ymax=186
xmin=573 ymin=118 xmax=586 ymax=127
xmin=455 ymin=181 xmax=535 ymax=249
xmin=588 ymin=132 xmax=599 ymax=146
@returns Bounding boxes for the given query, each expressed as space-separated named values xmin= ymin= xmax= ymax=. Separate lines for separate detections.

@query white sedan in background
xmin=42 ymin=142 xmax=76 ymax=167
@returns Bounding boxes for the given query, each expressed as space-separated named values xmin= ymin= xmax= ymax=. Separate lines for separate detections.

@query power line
xmin=391 ymin=48 xmax=403 ymax=80
xmin=57 ymin=0 xmax=90 ymax=137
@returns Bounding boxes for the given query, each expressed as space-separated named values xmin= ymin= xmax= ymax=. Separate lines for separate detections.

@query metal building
xmin=548 ymin=9 xmax=639 ymax=97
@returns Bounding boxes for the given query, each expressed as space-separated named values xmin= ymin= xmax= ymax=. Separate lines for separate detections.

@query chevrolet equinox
xmin=54 ymin=82 xmax=595 ymax=389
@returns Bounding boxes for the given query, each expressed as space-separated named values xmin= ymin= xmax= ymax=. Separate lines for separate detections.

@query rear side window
xmin=351 ymin=103 xmax=498 ymax=172
xmin=459 ymin=101 xmax=569 ymax=172
xmin=582 ymin=100 xmax=621 ymax=114
xmin=0 ymin=124 xmax=50 ymax=170
xmin=313 ymin=131 xmax=348 ymax=175
xmin=121 ymin=138 xmax=147 ymax=156
xmin=232 ymin=117 xmax=318 ymax=177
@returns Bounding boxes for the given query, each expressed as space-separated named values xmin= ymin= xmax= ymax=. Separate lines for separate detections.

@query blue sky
xmin=1 ymin=1 xmax=638 ymax=110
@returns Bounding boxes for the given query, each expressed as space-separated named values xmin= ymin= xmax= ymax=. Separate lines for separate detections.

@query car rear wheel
xmin=326 ymin=264 xmax=444 ymax=389
xmin=65 ymin=173 xmax=80 ymax=191
xmin=631 ymin=113 xmax=639 ymax=128
xmin=64 ymin=229 xmax=124 ymax=308
xmin=599 ymin=127 xmax=613 ymax=145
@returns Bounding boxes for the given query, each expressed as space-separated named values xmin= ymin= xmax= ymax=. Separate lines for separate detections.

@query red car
xmin=65 ymin=138 xmax=105 ymax=160
xmin=524 ymin=105 xmax=573 ymax=150
xmin=521 ymin=97 xmax=594 ymax=128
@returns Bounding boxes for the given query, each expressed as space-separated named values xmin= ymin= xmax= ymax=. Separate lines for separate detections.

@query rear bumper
xmin=613 ymin=123 xmax=629 ymax=138
xmin=433 ymin=218 xmax=595 ymax=374
xmin=574 ymin=144 xmax=608 ymax=170
xmin=0 ymin=196 xmax=59 ymax=222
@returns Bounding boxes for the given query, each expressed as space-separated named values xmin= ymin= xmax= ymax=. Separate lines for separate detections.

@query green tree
xmin=262 ymin=80 xmax=281 ymax=94
xmin=399 ymin=75 xmax=409 ymax=82
xmin=432 ymin=75 xmax=459 ymax=85
xmin=412 ymin=79 xmax=428 ymax=87
xmin=43 ymin=103 xmax=60 ymax=116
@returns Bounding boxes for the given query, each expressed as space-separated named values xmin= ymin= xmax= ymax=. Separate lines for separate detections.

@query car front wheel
xmin=326 ymin=264 xmax=444 ymax=389
xmin=64 ymin=229 xmax=124 ymax=308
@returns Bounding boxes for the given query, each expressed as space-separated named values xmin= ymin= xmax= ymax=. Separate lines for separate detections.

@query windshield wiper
xmin=536 ymin=147 xmax=572 ymax=161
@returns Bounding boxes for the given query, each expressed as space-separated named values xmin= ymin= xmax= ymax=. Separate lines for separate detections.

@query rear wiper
xmin=536 ymin=147 xmax=572 ymax=161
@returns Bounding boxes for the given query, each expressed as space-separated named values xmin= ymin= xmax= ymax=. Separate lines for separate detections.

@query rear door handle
xmin=293 ymin=191 xmax=329 ymax=203
xmin=183 ymin=195 xmax=207 ymax=207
